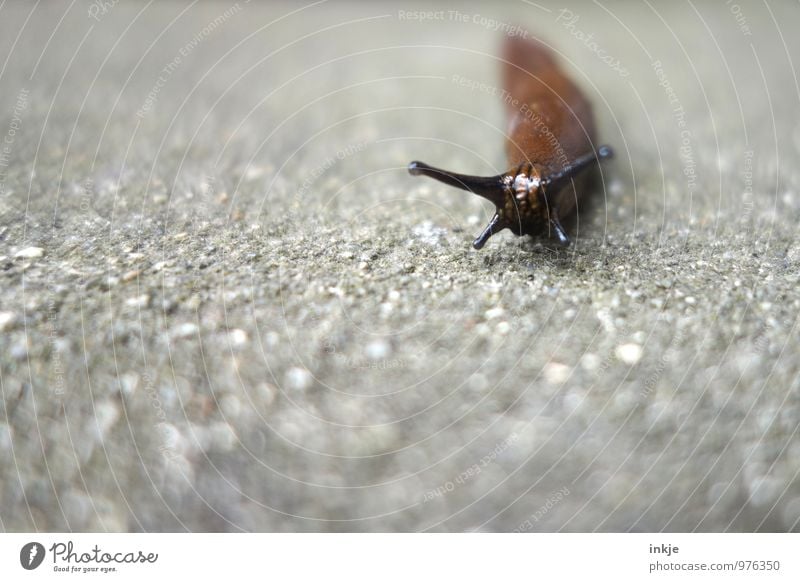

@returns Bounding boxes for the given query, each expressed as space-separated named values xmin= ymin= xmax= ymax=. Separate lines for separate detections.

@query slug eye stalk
xmin=407 ymin=161 xmax=507 ymax=208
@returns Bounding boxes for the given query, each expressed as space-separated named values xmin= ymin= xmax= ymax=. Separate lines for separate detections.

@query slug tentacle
xmin=472 ymin=212 xmax=506 ymax=250
xmin=407 ymin=161 xmax=506 ymax=207
xmin=548 ymin=212 xmax=571 ymax=246
xmin=541 ymin=145 xmax=614 ymax=195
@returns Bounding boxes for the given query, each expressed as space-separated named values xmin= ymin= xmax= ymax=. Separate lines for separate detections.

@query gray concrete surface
xmin=1 ymin=1 xmax=799 ymax=532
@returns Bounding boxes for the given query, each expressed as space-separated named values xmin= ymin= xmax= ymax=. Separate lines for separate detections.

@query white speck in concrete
xmin=286 ymin=367 xmax=313 ymax=390
xmin=264 ymin=331 xmax=280 ymax=347
xmin=544 ymin=362 xmax=570 ymax=384
xmin=596 ymin=308 xmax=615 ymax=333
xmin=411 ymin=221 xmax=447 ymax=245
xmin=615 ymin=343 xmax=643 ymax=365
xmin=126 ymin=295 xmax=150 ymax=308
xmin=245 ymin=166 xmax=265 ymax=181
xmin=10 ymin=340 xmax=28 ymax=360
xmin=172 ymin=323 xmax=198 ymax=339
xmin=609 ymin=179 xmax=624 ymax=196
xmin=485 ymin=307 xmax=505 ymax=320
xmin=229 ymin=328 xmax=248 ymax=347
xmin=14 ymin=246 xmax=44 ymax=259
xmin=160 ymin=423 xmax=182 ymax=452
xmin=366 ymin=339 xmax=391 ymax=361
xmin=581 ymin=353 xmax=600 ymax=371
xmin=119 ymin=372 xmax=139 ymax=397
xmin=93 ymin=400 xmax=120 ymax=438
xmin=0 ymin=312 xmax=17 ymax=331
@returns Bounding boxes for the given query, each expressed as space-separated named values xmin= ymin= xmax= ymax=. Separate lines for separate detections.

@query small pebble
xmin=119 ymin=372 xmax=139 ymax=397
xmin=475 ymin=323 xmax=491 ymax=337
xmin=543 ymin=362 xmax=570 ymax=384
xmin=125 ymin=295 xmax=149 ymax=308
xmin=93 ymin=400 xmax=120 ymax=438
xmin=229 ymin=328 xmax=248 ymax=347
xmin=173 ymin=323 xmax=198 ymax=338
xmin=485 ymin=307 xmax=505 ymax=320
xmin=366 ymin=340 xmax=391 ymax=361
xmin=245 ymin=166 xmax=265 ymax=181
xmin=615 ymin=343 xmax=643 ymax=365
xmin=14 ymin=246 xmax=44 ymax=259
xmin=286 ymin=367 xmax=313 ymax=390
xmin=11 ymin=341 xmax=28 ymax=360
xmin=160 ymin=423 xmax=182 ymax=452
xmin=411 ymin=221 xmax=447 ymax=245
xmin=0 ymin=312 xmax=17 ymax=331
xmin=581 ymin=353 xmax=600 ymax=371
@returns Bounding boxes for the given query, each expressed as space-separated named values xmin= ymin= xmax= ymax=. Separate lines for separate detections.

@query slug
xmin=409 ymin=36 xmax=613 ymax=249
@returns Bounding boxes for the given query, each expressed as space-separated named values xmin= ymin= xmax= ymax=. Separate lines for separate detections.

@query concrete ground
xmin=1 ymin=1 xmax=799 ymax=532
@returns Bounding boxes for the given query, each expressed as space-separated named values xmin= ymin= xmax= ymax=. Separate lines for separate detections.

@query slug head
xmin=407 ymin=160 xmax=527 ymax=249
xmin=408 ymin=145 xmax=613 ymax=249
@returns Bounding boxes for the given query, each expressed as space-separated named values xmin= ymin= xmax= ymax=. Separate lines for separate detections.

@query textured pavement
xmin=1 ymin=1 xmax=799 ymax=532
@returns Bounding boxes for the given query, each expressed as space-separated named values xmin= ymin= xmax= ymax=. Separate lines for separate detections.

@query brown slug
xmin=409 ymin=36 xmax=613 ymax=249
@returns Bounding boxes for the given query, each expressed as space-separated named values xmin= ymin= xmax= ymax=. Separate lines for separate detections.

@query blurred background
xmin=1 ymin=0 xmax=799 ymax=531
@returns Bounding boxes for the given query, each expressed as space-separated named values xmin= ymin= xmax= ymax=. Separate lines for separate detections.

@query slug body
xmin=409 ymin=37 xmax=613 ymax=249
